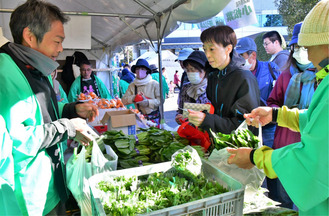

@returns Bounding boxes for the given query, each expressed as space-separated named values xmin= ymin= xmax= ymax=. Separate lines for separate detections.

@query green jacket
xmin=0 ymin=115 xmax=22 ymax=215
xmin=58 ymin=83 xmax=69 ymax=104
xmin=119 ymin=79 xmax=135 ymax=109
xmin=255 ymin=74 xmax=329 ymax=215
xmin=272 ymin=74 xmax=329 ymax=215
xmin=0 ymin=51 xmax=73 ymax=215
xmin=68 ymin=75 xmax=112 ymax=102
xmin=151 ymin=72 xmax=169 ymax=100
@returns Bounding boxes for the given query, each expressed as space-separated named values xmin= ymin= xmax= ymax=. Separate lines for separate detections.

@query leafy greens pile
xmin=211 ymin=128 xmax=260 ymax=150
xmin=97 ymin=172 xmax=228 ymax=215
xmin=102 ymin=127 xmax=205 ymax=169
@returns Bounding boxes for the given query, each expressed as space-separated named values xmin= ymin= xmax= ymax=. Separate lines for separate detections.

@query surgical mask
xmin=187 ymin=72 xmax=202 ymax=84
xmin=293 ymin=49 xmax=311 ymax=65
xmin=244 ymin=58 xmax=252 ymax=70
xmin=136 ymin=69 xmax=147 ymax=79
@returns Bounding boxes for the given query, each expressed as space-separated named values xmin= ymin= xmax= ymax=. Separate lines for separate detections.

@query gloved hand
xmin=136 ymin=99 xmax=149 ymax=107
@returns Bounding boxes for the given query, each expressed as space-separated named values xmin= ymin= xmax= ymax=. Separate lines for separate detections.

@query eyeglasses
xmin=292 ymin=45 xmax=307 ymax=52
xmin=263 ymin=41 xmax=272 ymax=47
xmin=80 ymin=68 xmax=92 ymax=72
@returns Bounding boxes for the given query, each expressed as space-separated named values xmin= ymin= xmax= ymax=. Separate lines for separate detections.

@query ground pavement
xmin=163 ymin=91 xmax=180 ymax=130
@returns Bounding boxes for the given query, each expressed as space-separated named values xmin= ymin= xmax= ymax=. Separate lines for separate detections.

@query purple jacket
xmin=267 ymin=69 xmax=301 ymax=149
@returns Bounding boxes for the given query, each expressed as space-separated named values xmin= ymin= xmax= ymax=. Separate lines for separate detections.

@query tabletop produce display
xmin=89 ymin=147 xmax=244 ymax=216
xmin=101 ymin=127 xmax=205 ymax=169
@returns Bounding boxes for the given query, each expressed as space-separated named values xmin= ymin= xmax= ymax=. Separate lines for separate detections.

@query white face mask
xmin=187 ymin=72 xmax=202 ymax=84
xmin=244 ymin=58 xmax=252 ymax=70
xmin=293 ymin=49 xmax=311 ymax=65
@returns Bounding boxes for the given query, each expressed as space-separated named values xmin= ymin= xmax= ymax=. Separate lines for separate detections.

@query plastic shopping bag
xmin=208 ymin=121 xmax=265 ymax=189
xmin=66 ymin=139 xmax=114 ymax=216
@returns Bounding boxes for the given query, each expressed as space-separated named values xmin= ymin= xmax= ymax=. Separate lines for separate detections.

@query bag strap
xmin=268 ymin=62 xmax=276 ymax=81
xmin=135 ymin=84 xmax=140 ymax=110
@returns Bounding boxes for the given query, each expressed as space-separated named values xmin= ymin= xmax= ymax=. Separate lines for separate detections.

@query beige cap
xmin=298 ymin=0 xmax=329 ymax=46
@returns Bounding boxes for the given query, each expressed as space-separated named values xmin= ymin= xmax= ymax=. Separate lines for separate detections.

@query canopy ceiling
xmin=0 ymin=0 xmax=231 ymax=52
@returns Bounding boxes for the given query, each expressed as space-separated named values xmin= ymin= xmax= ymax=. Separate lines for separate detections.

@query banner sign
xmin=223 ymin=0 xmax=258 ymax=29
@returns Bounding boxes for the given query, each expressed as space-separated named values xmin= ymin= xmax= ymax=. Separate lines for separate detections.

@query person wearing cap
xmin=68 ymin=60 xmax=112 ymax=102
xmin=264 ymin=22 xmax=317 ymax=209
xmin=176 ymin=48 xmax=194 ymax=88
xmin=262 ymin=31 xmax=290 ymax=71
xmin=175 ymin=50 xmax=211 ymax=125
xmin=150 ymin=64 xmax=169 ymax=100
xmin=236 ymin=37 xmax=280 ymax=149
xmin=227 ymin=1 xmax=329 ymax=214
xmin=122 ymin=59 xmax=161 ymax=125
xmin=187 ymin=25 xmax=260 ymax=138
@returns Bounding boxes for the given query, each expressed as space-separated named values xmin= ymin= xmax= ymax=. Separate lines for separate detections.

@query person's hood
xmin=205 ymin=50 xmax=246 ymax=75
xmin=121 ymin=69 xmax=135 ymax=83
xmin=121 ymin=68 xmax=130 ymax=76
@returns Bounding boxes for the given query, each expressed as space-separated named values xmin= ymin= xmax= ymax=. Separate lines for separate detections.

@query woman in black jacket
xmin=188 ymin=25 xmax=260 ymax=135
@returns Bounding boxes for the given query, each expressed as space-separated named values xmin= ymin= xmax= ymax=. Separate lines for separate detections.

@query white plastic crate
xmin=89 ymin=159 xmax=244 ymax=216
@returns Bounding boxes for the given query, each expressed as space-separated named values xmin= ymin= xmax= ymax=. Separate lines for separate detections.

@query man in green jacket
xmin=68 ymin=60 xmax=112 ymax=102
xmin=0 ymin=0 xmax=99 ymax=215
xmin=227 ymin=0 xmax=329 ymax=215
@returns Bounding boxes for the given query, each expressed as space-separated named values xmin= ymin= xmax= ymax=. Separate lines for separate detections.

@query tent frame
xmin=0 ymin=0 xmax=189 ymax=125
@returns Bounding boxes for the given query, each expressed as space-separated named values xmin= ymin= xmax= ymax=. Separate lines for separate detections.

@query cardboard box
xmin=101 ymin=110 xmax=137 ymax=135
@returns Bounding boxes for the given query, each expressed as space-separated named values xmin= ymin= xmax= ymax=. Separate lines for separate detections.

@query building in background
xmin=131 ymin=0 xmax=287 ymax=59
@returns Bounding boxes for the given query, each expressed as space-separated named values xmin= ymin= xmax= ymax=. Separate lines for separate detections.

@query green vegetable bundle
xmin=97 ymin=172 xmax=228 ymax=215
xmin=102 ymin=127 xmax=204 ymax=169
xmin=211 ymin=128 xmax=260 ymax=150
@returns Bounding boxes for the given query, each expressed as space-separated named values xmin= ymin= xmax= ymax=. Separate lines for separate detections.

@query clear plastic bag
xmin=66 ymin=138 xmax=114 ymax=216
xmin=208 ymin=121 xmax=265 ymax=189
xmin=171 ymin=146 xmax=202 ymax=177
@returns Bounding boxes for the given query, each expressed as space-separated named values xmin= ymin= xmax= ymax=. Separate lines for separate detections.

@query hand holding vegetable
xmin=244 ymin=106 xmax=273 ymax=128
xmin=227 ymin=147 xmax=254 ymax=169
xmin=70 ymin=118 xmax=95 ymax=146
xmin=187 ymin=109 xmax=205 ymax=127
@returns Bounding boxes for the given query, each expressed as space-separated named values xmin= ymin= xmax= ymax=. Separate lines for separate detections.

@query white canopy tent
xmin=0 ymin=0 xmax=231 ymax=123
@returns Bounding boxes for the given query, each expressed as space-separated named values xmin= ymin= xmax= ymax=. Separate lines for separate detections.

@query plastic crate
xmin=89 ymin=159 xmax=244 ymax=216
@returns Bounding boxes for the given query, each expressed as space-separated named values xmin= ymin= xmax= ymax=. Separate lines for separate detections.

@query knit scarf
xmin=8 ymin=43 xmax=59 ymax=76
xmin=186 ymin=78 xmax=208 ymax=100
xmin=133 ymin=74 xmax=152 ymax=86
xmin=284 ymin=63 xmax=316 ymax=109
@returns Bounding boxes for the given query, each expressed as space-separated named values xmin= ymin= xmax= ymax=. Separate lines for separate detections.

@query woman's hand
xmin=188 ymin=109 xmax=205 ymax=127
xmin=175 ymin=114 xmax=183 ymax=125
xmin=244 ymin=106 xmax=273 ymax=128
xmin=227 ymin=147 xmax=254 ymax=169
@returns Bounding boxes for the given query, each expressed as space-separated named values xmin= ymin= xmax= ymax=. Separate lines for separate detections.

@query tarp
xmin=0 ymin=0 xmax=231 ymax=53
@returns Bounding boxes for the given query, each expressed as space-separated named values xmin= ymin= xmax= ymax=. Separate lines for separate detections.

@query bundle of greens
xmin=97 ymin=172 xmax=228 ymax=215
xmin=102 ymin=127 xmax=205 ymax=169
xmin=211 ymin=128 xmax=260 ymax=150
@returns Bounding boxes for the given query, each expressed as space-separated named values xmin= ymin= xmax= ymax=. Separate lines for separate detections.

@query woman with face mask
xmin=175 ymin=51 xmax=211 ymax=125
xmin=122 ymin=58 xmax=161 ymax=126
xmin=265 ymin=22 xmax=317 ymax=209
